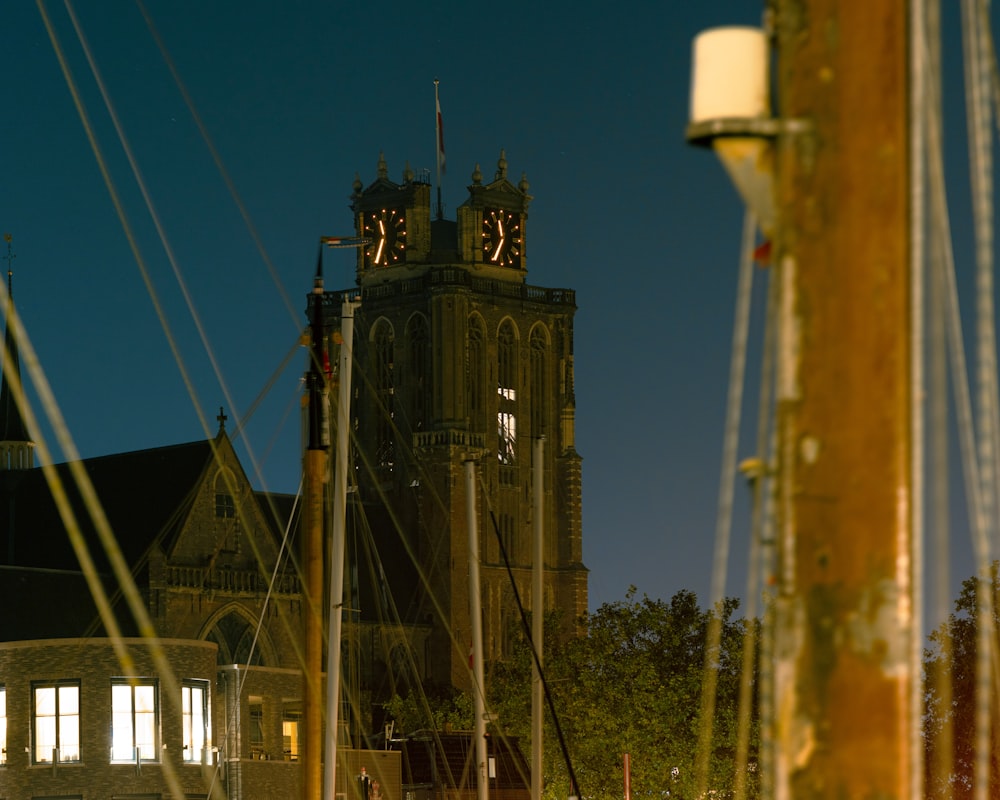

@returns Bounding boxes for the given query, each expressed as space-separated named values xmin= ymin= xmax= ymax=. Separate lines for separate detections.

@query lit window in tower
xmin=497 ymin=321 xmax=518 ymax=465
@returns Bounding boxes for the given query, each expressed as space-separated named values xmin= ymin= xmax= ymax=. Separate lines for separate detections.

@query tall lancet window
xmin=468 ymin=316 xmax=487 ymax=432
xmin=497 ymin=320 xmax=518 ymax=466
xmin=530 ymin=326 xmax=549 ymax=437
xmin=373 ymin=320 xmax=395 ymax=470
xmin=407 ymin=314 xmax=430 ymax=431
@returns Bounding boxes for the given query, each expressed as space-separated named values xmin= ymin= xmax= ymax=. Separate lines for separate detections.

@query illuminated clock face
xmin=482 ymin=208 xmax=521 ymax=267
xmin=363 ymin=209 xmax=406 ymax=267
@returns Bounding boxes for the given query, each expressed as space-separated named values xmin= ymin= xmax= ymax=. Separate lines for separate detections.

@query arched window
xmin=530 ymin=326 xmax=549 ymax=437
xmin=407 ymin=314 xmax=430 ymax=431
xmin=372 ymin=320 xmax=395 ymax=470
xmin=468 ymin=316 xmax=487 ymax=432
xmin=206 ymin=611 xmax=265 ymax=666
xmin=497 ymin=320 xmax=518 ymax=466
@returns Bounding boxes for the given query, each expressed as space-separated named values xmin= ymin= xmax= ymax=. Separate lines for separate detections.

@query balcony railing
xmin=163 ymin=565 xmax=300 ymax=596
xmin=318 ymin=268 xmax=575 ymax=310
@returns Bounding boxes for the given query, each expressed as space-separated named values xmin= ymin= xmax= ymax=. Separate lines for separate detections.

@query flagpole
xmin=435 ymin=78 xmax=445 ymax=220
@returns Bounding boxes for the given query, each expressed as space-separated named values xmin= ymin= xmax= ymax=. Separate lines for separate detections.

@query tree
xmin=489 ymin=588 xmax=760 ymax=800
xmin=924 ymin=563 xmax=1000 ymax=799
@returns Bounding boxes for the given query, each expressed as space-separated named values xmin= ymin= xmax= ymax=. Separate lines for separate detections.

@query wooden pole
xmin=304 ymin=262 xmax=330 ymax=800
xmin=772 ymin=0 xmax=913 ymax=799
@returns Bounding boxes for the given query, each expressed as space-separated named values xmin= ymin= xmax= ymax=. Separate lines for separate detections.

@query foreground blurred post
xmin=771 ymin=0 xmax=915 ymax=798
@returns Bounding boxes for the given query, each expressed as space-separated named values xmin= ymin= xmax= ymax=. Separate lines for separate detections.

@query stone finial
xmin=471 ymin=163 xmax=482 ymax=185
xmin=403 ymin=161 xmax=415 ymax=183
xmin=495 ymin=149 xmax=507 ymax=181
xmin=377 ymin=152 xmax=388 ymax=180
xmin=352 ymin=173 xmax=363 ymax=195
xmin=518 ymin=172 xmax=530 ymax=195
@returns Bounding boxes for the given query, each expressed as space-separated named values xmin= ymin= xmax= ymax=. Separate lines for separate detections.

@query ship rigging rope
xmin=30 ymin=1 xmax=581 ymax=795
xmin=0 ymin=254 xmax=192 ymax=798
xmin=476 ymin=472 xmax=582 ymax=800
xmin=732 ymin=239 xmax=780 ymax=800
xmin=694 ymin=208 xmax=758 ymax=800
xmin=62 ymin=0 xmax=297 ymax=512
xmin=34 ymin=7 xmax=309 ymax=797
xmin=206 ymin=482 xmax=304 ymax=796
xmin=136 ymin=0 xmax=302 ymax=330
xmin=960 ymin=1 xmax=1000 ymax=797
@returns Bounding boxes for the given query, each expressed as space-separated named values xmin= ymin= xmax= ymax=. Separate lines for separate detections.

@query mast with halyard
xmin=302 ymin=236 xmax=365 ymax=800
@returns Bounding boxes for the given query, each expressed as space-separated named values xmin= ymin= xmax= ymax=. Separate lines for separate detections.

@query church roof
xmin=0 ymin=439 xmax=214 ymax=573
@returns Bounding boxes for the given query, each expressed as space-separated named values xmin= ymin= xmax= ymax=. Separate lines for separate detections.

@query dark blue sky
xmin=3 ymin=1 xmax=986 ymax=617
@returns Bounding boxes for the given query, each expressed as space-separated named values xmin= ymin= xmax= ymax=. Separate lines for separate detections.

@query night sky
xmin=1 ymin=2 xmax=987 ymax=619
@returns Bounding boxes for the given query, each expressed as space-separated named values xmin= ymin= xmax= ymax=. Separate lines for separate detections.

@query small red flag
xmin=753 ymin=240 xmax=772 ymax=266
xmin=436 ymin=82 xmax=446 ymax=175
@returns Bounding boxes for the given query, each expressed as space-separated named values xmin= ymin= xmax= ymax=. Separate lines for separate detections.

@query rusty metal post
xmin=771 ymin=0 xmax=913 ymax=799
xmin=303 ymin=261 xmax=331 ymax=800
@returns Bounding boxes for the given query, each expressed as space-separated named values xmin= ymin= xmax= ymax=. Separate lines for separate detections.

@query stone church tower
xmin=323 ymin=151 xmax=587 ymax=689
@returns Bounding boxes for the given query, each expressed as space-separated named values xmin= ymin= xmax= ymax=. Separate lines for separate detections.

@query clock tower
xmin=324 ymin=151 xmax=586 ymax=695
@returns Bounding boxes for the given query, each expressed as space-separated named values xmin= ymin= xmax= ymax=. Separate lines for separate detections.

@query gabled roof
xmin=0 ymin=439 xmax=215 ymax=572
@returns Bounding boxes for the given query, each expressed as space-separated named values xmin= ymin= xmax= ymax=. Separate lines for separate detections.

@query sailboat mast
xmin=464 ymin=459 xmax=489 ymax=800
xmin=771 ymin=0 xmax=915 ymax=799
xmin=304 ymin=253 xmax=331 ymax=800
xmin=324 ymin=295 xmax=359 ymax=800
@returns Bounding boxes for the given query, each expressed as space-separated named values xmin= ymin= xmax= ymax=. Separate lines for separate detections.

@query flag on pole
xmin=435 ymin=80 xmax=446 ymax=175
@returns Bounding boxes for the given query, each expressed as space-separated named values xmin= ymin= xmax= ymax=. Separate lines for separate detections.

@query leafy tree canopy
xmin=386 ymin=588 xmax=759 ymax=800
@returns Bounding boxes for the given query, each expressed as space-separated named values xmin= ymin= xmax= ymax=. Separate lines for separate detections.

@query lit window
xmin=0 ymin=685 xmax=6 ymax=765
xmin=33 ymin=682 xmax=80 ymax=763
xmin=249 ymin=698 xmax=264 ymax=758
xmin=497 ymin=321 xmax=518 ymax=465
xmin=283 ymin=703 xmax=302 ymax=761
xmin=182 ymin=681 xmax=209 ymax=763
xmin=111 ymin=680 xmax=158 ymax=762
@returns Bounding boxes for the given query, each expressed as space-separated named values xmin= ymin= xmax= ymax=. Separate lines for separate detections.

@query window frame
xmin=182 ymin=680 xmax=210 ymax=764
xmin=497 ymin=321 xmax=518 ymax=466
xmin=110 ymin=678 xmax=159 ymax=764
xmin=282 ymin=702 xmax=302 ymax=761
xmin=249 ymin=696 xmax=265 ymax=758
xmin=0 ymin=684 xmax=6 ymax=765
xmin=32 ymin=680 xmax=81 ymax=764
